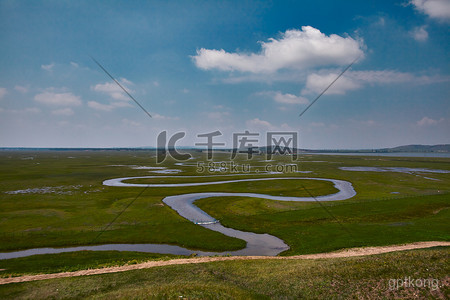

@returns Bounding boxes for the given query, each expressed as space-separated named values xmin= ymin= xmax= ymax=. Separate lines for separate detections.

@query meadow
xmin=0 ymin=150 xmax=449 ymax=281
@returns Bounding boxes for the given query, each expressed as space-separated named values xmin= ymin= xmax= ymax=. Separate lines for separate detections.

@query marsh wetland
xmin=0 ymin=150 xmax=448 ymax=297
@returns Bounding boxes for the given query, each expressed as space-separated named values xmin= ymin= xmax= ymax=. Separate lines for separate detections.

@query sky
xmin=0 ymin=0 xmax=449 ymax=149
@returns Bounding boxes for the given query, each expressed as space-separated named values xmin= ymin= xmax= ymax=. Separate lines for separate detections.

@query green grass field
xmin=0 ymin=150 xmax=449 ymax=294
xmin=0 ymin=248 xmax=448 ymax=299
xmin=0 ymin=251 xmax=185 ymax=278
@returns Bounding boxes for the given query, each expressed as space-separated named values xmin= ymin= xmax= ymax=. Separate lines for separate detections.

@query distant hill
xmin=1 ymin=144 xmax=449 ymax=153
xmin=297 ymin=144 xmax=450 ymax=153
xmin=259 ymin=144 xmax=450 ymax=154
xmin=384 ymin=144 xmax=450 ymax=153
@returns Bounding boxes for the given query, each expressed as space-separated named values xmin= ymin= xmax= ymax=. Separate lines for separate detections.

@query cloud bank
xmin=34 ymin=90 xmax=82 ymax=106
xmin=92 ymin=78 xmax=133 ymax=101
xmin=302 ymin=70 xmax=449 ymax=95
xmin=410 ymin=0 xmax=450 ymax=21
xmin=410 ymin=26 xmax=429 ymax=41
xmin=193 ymin=26 xmax=364 ymax=73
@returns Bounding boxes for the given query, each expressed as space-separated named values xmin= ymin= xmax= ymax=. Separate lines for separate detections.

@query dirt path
xmin=1 ymin=241 xmax=448 ymax=285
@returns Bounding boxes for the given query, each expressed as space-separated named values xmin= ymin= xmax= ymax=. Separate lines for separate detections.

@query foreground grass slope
xmin=0 ymin=248 xmax=448 ymax=299
xmin=0 ymin=251 xmax=186 ymax=278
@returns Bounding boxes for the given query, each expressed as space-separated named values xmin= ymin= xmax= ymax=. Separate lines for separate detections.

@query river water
xmin=0 ymin=176 xmax=356 ymax=259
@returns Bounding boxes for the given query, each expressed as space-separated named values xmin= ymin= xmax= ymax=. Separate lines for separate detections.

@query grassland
xmin=0 ymin=251 xmax=185 ymax=278
xmin=196 ymin=193 xmax=450 ymax=255
xmin=0 ymin=247 xmax=448 ymax=299
xmin=0 ymin=150 xmax=449 ymax=281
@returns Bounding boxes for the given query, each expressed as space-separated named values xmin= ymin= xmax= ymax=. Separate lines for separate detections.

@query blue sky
xmin=0 ymin=0 xmax=449 ymax=148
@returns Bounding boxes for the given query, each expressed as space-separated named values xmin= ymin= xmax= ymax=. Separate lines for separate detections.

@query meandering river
xmin=0 ymin=176 xmax=356 ymax=259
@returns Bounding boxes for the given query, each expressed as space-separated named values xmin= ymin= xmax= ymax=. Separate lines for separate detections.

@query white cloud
xmin=204 ymin=111 xmax=230 ymax=122
xmin=122 ymin=118 xmax=140 ymax=126
xmin=245 ymin=119 xmax=297 ymax=135
xmin=0 ymin=87 xmax=7 ymax=99
xmin=273 ymin=92 xmax=309 ymax=104
xmin=258 ymin=91 xmax=309 ymax=105
xmin=410 ymin=26 xmax=429 ymax=42
xmin=51 ymin=108 xmax=74 ymax=116
xmin=193 ymin=26 xmax=364 ymax=73
xmin=348 ymin=70 xmax=416 ymax=84
xmin=87 ymin=99 xmax=133 ymax=112
xmin=70 ymin=62 xmax=79 ymax=68
xmin=153 ymin=113 xmax=179 ymax=120
xmin=88 ymin=101 xmax=112 ymax=111
xmin=410 ymin=0 xmax=450 ymax=21
xmin=92 ymin=79 xmax=133 ymax=101
xmin=14 ymin=85 xmax=28 ymax=93
xmin=112 ymin=101 xmax=133 ymax=108
xmin=376 ymin=17 xmax=386 ymax=26
xmin=34 ymin=90 xmax=82 ymax=106
xmin=245 ymin=118 xmax=274 ymax=130
xmin=302 ymin=73 xmax=361 ymax=95
xmin=301 ymin=70 xmax=446 ymax=95
xmin=416 ymin=116 xmax=444 ymax=126
xmin=41 ymin=63 xmax=55 ymax=71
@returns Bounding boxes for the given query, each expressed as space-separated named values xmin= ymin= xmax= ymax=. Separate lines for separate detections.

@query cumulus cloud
xmin=416 ymin=116 xmax=444 ymax=126
xmin=41 ymin=63 xmax=55 ymax=71
xmin=259 ymin=91 xmax=309 ymax=105
xmin=273 ymin=92 xmax=309 ymax=104
xmin=410 ymin=0 xmax=450 ymax=21
xmin=193 ymin=26 xmax=364 ymax=73
xmin=88 ymin=101 xmax=113 ymax=111
xmin=376 ymin=17 xmax=386 ymax=26
xmin=51 ymin=108 xmax=74 ymax=116
xmin=246 ymin=118 xmax=274 ymax=130
xmin=348 ymin=70 xmax=416 ymax=83
xmin=302 ymin=72 xmax=361 ymax=95
xmin=410 ymin=26 xmax=429 ymax=41
xmin=92 ymin=78 xmax=133 ymax=101
xmin=301 ymin=70 xmax=446 ymax=95
xmin=14 ymin=85 xmax=28 ymax=93
xmin=0 ymin=87 xmax=7 ymax=99
xmin=87 ymin=101 xmax=132 ymax=112
xmin=122 ymin=118 xmax=140 ymax=126
xmin=34 ymin=90 xmax=82 ymax=106
xmin=153 ymin=113 xmax=179 ymax=120
xmin=206 ymin=111 xmax=230 ymax=119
